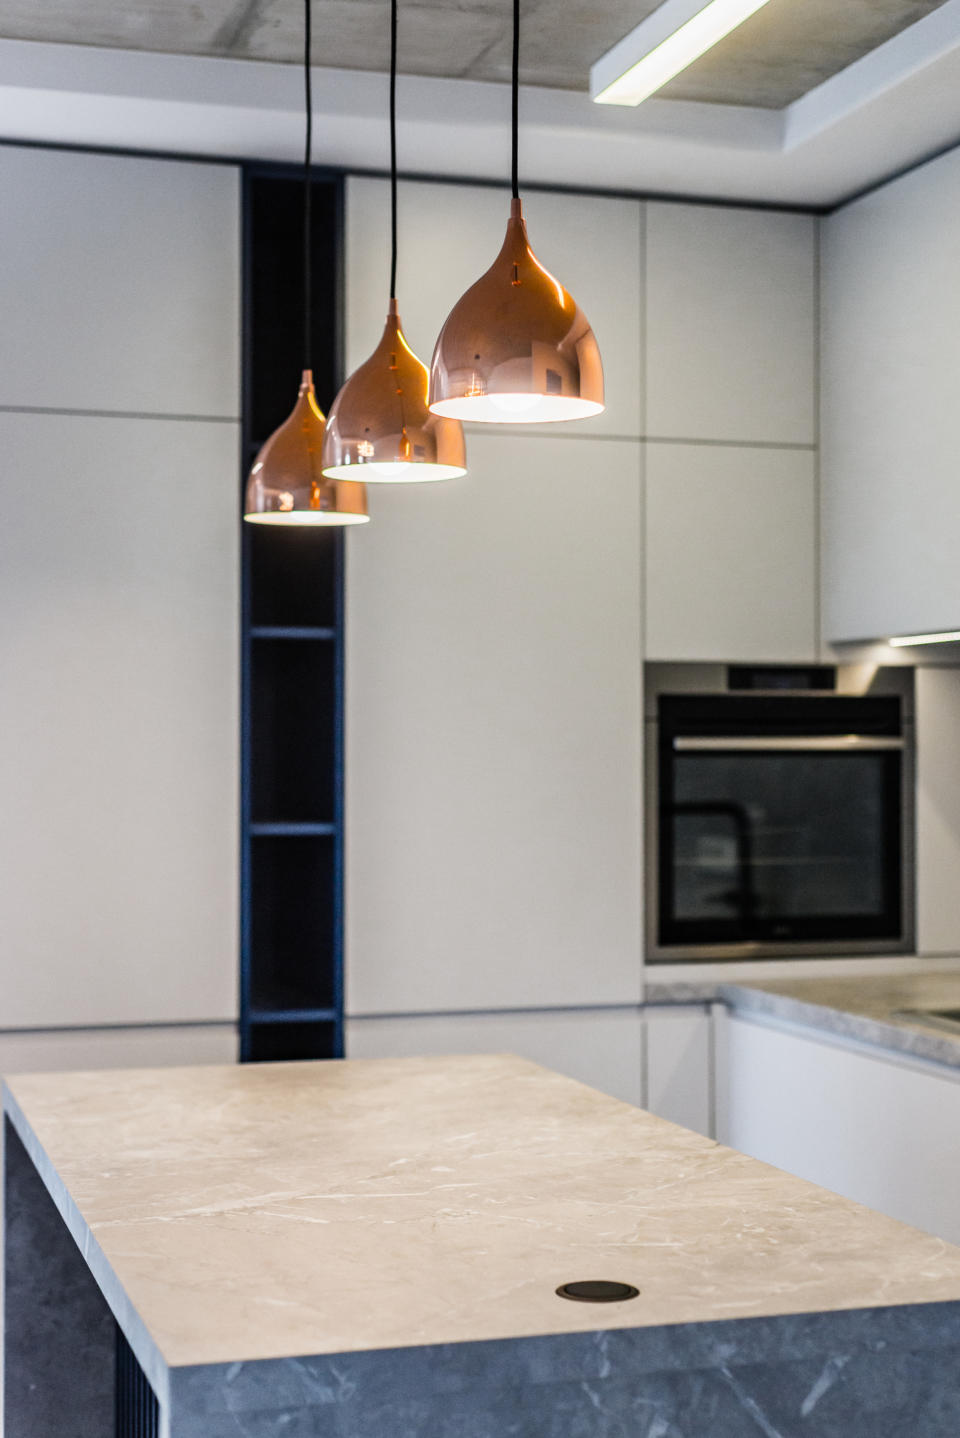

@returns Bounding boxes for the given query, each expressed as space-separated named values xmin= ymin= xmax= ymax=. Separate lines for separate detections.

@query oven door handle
xmin=673 ymin=735 xmax=905 ymax=752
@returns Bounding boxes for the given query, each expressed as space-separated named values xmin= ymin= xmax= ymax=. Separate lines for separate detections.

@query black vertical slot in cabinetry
xmin=240 ymin=167 xmax=345 ymax=1063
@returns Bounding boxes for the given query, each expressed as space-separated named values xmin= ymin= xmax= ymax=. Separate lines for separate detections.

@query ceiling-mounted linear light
xmin=244 ymin=0 xmax=368 ymax=526
xmin=888 ymin=630 xmax=960 ymax=647
xmin=321 ymin=0 xmax=466 ymax=482
xmin=428 ymin=0 xmax=603 ymax=423
xmin=590 ymin=0 xmax=774 ymax=107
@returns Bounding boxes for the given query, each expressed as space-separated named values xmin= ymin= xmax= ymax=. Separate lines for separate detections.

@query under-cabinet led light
xmin=888 ymin=630 xmax=960 ymax=647
xmin=590 ymin=0 xmax=774 ymax=107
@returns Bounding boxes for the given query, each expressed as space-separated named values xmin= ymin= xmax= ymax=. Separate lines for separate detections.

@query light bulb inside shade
xmin=244 ymin=510 xmax=370 ymax=526
xmin=322 ymin=459 xmax=466 ymax=482
xmin=430 ymin=394 xmax=604 ymax=424
xmin=488 ymin=393 xmax=541 ymax=415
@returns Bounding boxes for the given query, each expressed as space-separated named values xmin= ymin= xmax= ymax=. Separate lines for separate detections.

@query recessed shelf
xmin=250 ymin=626 xmax=336 ymax=641
xmin=249 ymin=833 xmax=337 ymax=1014
xmin=251 ymin=640 xmax=336 ymax=823
xmin=246 ymin=1019 xmax=339 ymax=1063
xmin=249 ymin=821 xmax=336 ymax=837
xmin=249 ymin=1007 xmax=339 ymax=1024
xmin=248 ymin=524 xmax=338 ymax=629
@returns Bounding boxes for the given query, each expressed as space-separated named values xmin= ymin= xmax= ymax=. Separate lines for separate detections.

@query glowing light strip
xmin=590 ymin=0 xmax=774 ymax=107
xmin=888 ymin=630 xmax=960 ymax=647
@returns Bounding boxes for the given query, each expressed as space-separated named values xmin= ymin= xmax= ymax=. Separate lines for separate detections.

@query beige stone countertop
xmin=721 ymin=967 xmax=960 ymax=1068
xmin=7 ymin=1053 xmax=960 ymax=1371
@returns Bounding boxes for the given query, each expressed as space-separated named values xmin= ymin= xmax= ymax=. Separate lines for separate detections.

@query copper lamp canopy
xmin=429 ymin=198 xmax=604 ymax=424
xmin=244 ymin=371 xmax=369 ymax=526
xmin=322 ymin=302 xmax=466 ymax=483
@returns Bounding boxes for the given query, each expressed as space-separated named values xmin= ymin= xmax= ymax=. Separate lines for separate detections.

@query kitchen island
xmin=6 ymin=1053 xmax=960 ymax=1437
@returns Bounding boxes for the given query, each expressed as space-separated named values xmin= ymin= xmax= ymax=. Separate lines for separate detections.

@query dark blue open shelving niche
xmin=239 ymin=166 xmax=346 ymax=1064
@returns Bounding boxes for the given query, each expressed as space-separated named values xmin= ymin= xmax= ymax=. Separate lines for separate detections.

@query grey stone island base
xmin=6 ymin=1055 xmax=960 ymax=1437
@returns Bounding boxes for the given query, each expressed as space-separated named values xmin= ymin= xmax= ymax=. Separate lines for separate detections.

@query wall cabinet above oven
xmin=821 ymin=145 xmax=960 ymax=645
xmin=645 ymin=443 xmax=818 ymax=664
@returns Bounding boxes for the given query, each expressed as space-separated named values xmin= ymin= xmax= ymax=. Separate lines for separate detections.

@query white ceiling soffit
xmin=1 ymin=0 xmax=960 ymax=208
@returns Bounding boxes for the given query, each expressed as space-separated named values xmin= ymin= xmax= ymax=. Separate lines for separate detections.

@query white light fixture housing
xmin=590 ymin=0 xmax=774 ymax=107
xmin=888 ymin=630 xmax=960 ymax=647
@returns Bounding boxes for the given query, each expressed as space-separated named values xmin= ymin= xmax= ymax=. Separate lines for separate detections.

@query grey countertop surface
xmin=721 ymin=969 xmax=960 ymax=1070
xmin=647 ymin=961 xmax=960 ymax=1070
xmin=8 ymin=1051 xmax=960 ymax=1370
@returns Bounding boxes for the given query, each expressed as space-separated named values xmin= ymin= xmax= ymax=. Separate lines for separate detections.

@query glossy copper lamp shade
xmin=244 ymin=371 xmax=369 ymax=526
xmin=322 ymin=302 xmax=466 ymax=482
xmin=428 ymin=198 xmax=604 ymax=424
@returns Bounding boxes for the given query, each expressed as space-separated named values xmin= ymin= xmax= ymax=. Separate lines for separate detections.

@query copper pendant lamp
xmin=244 ymin=0 xmax=369 ymax=526
xmin=321 ymin=0 xmax=466 ymax=483
xmin=428 ymin=0 xmax=604 ymax=424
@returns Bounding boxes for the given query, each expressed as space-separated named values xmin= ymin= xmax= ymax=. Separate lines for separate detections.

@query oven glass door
xmin=659 ymin=739 xmax=902 ymax=945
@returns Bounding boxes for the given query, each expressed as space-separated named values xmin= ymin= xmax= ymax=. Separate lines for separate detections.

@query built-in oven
xmin=646 ymin=664 xmax=914 ymax=962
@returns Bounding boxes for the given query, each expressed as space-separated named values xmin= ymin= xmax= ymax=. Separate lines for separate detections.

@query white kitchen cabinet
xmin=916 ymin=668 xmax=960 ymax=956
xmin=644 ymin=442 xmax=817 ymax=662
xmin=0 ymin=411 xmax=239 ymax=1028
xmin=346 ymin=1007 xmax=644 ymax=1107
xmin=645 ymin=202 xmax=816 ymax=445
xmin=0 ymin=1024 xmax=236 ymax=1074
xmin=0 ymin=145 xmax=240 ymax=419
xmin=723 ymin=1011 xmax=960 ymax=1244
xmin=346 ymin=177 xmax=643 ymax=439
xmin=821 ymin=146 xmax=960 ymax=643
xmin=643 ymin=1004 xmax=713 ymax=1137
xmin=345 ymin=430 xmax=643 ymax=1015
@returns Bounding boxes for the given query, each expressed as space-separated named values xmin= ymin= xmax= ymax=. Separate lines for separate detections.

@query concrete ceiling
xmin=0 ymin=0 xmax=949 ymax=109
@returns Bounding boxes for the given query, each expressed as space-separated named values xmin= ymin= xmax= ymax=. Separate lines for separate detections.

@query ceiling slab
xmin=0 ymin=0 xmax=951 ymax=107
xmin=661 ymin=0 xmax=949 ymax=107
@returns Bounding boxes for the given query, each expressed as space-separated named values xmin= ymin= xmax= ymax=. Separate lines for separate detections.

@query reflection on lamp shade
xmin=244 ymin=371 xmax=369 ymax=525
xmin=322 ymin=302 xmax=466 ymax=482
xmin=428 ymin=198 xmax=604 ymax=424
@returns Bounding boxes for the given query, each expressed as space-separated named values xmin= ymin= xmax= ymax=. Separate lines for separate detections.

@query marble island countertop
xmin=8 ymin=1052 xmax=960 ymax=1365
xmin=719 ymin=967 xmax=960 ymax=1069
xmin=9 ymin=1053 xmax=960 ymax=1435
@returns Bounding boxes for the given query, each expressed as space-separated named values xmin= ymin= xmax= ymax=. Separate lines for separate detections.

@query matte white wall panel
xmin=821 ymin=148 xmax=960 ymax=643
xmin=0 ymin=144 xmax=240 ymax=418
xmin=0 ymin=1024 xmax=237 ymax=1074
xmin=643 ymin=1006 xmax=712 ymax=1137
xmin=916 ymin=668 xmax=960 ymax=955
xmin=0 ymin=411 xmax=239 ymax=1027
xmin=646 ymin=203 xmax=816 ymax=444
xmin=346 ymin=1008 xmax=643 ymax=1107
xmin=725 ymin=1013 xmax=960 ymax=1244
xmin=645 ymin=442 xmax=817 ymax=662
xmin=345 ymin=431 xmax=642 ymax=1014
xmin=346 ymin=177 xmax=642 ymax=438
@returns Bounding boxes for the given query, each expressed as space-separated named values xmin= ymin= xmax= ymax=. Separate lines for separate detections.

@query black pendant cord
xmin=302 ymin=0 xmax=313 ymax=372
xmin=511 ymin=0 xmax=520 ymax=200
xmin=389 ymin=0 xmax=399 ymax=299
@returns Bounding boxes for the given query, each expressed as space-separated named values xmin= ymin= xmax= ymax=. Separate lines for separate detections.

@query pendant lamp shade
xmin=245 ymin=371 xmax=369 ymax=525
xmin=322 ymin=302 xmax=466 ymax=482
xmin=428 ymin=0 xmax=603 ymax=426
xmin=428 ymin=198 xmax=604 ymax=424
xmin=321 ymin=0 xmax=466 ymax=484
xmin=243 ymin=0 xmax=370 ymax=527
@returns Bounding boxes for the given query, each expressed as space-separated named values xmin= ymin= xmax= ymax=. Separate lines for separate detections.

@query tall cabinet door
xmin=0 ymin=145 xmax=240 ymax=1029
xmin=344 ymin=430 xmax=643 ymax=1014
xmin=644 ymin=202 xmax=818 ymax=664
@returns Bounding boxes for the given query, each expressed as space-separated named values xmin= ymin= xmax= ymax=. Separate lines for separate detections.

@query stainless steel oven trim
xmin=673 ymin=736 xmax=905 ymax=753
xmin=644 ymin=663 xmax=916 ymax=963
